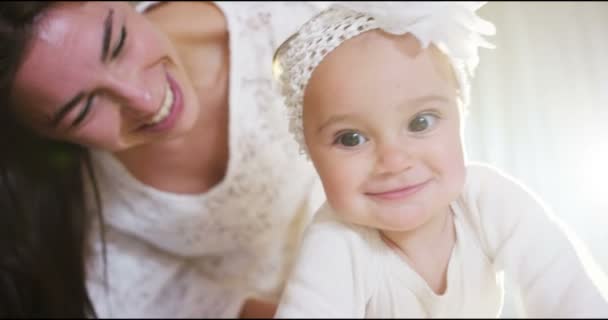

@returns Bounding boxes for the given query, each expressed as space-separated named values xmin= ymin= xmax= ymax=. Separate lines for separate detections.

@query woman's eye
xmin=335 ymin=131 xmax=368 ymax=147
xmin=408 ymin=113 xmax=438 ymax=132
xmin=71 ymin=94 xmax=96 ymax=128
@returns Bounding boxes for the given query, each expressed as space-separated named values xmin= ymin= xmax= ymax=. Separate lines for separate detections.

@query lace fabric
xmin=272 ymin=2 xmax=495 ymax=156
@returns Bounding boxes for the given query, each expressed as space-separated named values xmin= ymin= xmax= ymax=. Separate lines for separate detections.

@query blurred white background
xmin=469 ymin=2 xmax=608 ymax=317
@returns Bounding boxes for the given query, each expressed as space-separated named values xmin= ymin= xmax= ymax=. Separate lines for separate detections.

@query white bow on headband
xmin=330 ymin=1 xmax=495 ymax=76
xmin=273 ymin=1 xmax=496 ymax=156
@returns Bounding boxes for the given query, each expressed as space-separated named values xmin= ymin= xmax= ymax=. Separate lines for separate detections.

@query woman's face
xmin=12 ymin=2 xmax=200 ymax=151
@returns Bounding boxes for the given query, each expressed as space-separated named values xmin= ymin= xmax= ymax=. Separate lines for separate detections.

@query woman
xmin=0 ymin=1 xmax=325 ymax=317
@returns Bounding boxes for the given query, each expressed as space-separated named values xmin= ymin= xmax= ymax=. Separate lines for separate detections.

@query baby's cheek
xmin=322 ymin=172 xmax=350 ymax=204
xmin=312 ymin=149 xmax=368 ymax=213
xmin=322 ymin=171 xmax=361 ymax=213
xmin=443 ymin=154 xmax=467 ymax=199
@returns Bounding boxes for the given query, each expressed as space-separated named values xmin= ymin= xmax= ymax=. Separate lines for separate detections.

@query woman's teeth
xmin=147 ymin=84 xmax=174 ymax=125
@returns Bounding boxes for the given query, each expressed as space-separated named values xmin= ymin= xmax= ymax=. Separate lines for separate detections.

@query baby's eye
xmin=335 ymin=131 xmax=368 ymax=147
xmin=408 ymin=113 xmax=439 ymax=132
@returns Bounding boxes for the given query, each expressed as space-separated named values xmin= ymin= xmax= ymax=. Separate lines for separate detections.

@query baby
xmin=271 ymin=2 xmax=608 ymax=318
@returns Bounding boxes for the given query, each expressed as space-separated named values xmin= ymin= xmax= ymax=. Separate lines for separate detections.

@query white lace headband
xmin=272 ymin=2 xmax=495 ymax=156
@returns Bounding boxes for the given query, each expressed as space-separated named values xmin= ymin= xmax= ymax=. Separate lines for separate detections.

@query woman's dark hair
xmin=0 ymin=2 xmax=103 ymax=318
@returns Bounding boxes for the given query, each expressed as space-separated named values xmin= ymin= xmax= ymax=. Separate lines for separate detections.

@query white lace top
xmin=85 ymin=2 xmax=326 ymax=317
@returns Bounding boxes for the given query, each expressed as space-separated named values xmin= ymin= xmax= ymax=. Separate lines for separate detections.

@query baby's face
xmin=303 ymin=30 xmax=466 ymax=232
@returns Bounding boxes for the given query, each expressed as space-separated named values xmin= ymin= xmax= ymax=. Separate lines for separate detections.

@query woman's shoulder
xmin=213 ymin=2 xmax=329 ymax=49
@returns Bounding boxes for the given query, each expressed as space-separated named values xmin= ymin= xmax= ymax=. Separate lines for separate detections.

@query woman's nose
xmin=106 ymin=73 xmax=158 ymax=119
